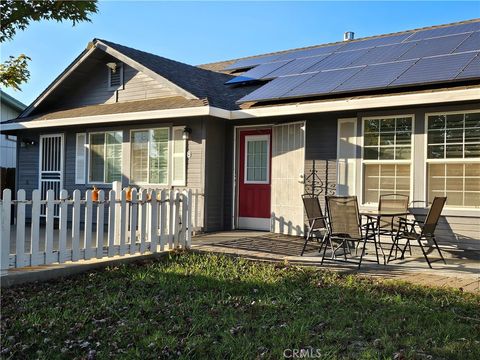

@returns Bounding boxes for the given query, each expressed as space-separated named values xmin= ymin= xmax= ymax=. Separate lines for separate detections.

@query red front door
xmin=238 ymin=129 xmax=272 ymax=230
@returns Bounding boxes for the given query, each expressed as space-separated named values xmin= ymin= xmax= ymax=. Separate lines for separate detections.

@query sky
xmin=1 ymin=1 xmax=479 ymax=105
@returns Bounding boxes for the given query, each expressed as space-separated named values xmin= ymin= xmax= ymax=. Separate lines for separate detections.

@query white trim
xmin=238 ymin=217 xmax=270 ymax=231
xmin=336 ymin=118 xmax=357 ymax=196
xmin=244 ymin=134 xmax=270 ymax=185
xmin=360 ymin=114 xmax=415 ymax=205
xmin=171 ymin=126 xmax=187 ymax=186
xmin=5 ymin=88 xmax=480 ymax=131
xmin=75 ymin=133 xmax=86 ymax=185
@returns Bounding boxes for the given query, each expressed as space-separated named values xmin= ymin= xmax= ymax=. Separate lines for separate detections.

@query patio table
xmin=360 ymin=210 xmax=410 ymax=264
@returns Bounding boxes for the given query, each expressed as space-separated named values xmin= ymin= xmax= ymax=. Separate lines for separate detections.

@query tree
xmin=0 ymin=0 xmax=98 ymax=90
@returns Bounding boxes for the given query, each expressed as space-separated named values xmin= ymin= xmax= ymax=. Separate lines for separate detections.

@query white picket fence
xmin=0 ymin=183 xmax=192 ymax=270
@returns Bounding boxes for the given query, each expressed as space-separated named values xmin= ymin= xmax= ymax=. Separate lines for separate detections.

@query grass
xmin=1 ymin=252 xmax=479 ymax=359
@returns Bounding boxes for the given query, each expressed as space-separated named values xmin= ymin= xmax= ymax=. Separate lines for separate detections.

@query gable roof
xmin=0 ymin=90 xmax=26 ymax=114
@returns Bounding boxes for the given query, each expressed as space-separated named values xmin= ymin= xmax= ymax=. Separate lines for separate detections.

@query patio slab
xmin=191 ymin=231 xmax=480 ymax=293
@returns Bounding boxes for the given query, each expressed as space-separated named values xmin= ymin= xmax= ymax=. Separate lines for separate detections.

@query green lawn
xmin=1 ymin=252 xmax=479 ymax=359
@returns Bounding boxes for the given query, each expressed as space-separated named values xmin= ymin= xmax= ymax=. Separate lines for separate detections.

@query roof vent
xmin=344 ymin=31 xmax=355 ymax=41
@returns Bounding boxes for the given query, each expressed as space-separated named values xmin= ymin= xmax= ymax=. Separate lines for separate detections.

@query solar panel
xmin=405 ymin=21 xmax=480 ymax=41
xmin=224 ymin=54 xmax=281 ymax=70
xmin=226 ymin=60 xmax=292 ymax=84
xmin=339 ymin=33 xmax=412 ymax=52
xmin=334 ymin=60 xmax=416 ymax=92
xmin=349 ymin=42 xmax=416 ymax=66
xmin=306 ymin=48 xmax=369 ymax=72
xmin=265 ymin=55 xmax=329 ymax=77
xmin=454 ymin=31 xmax=480 ymax=53
xmin=284 ymin=67 xmax=365 ymax=98
xmin=274 ymin=43 xmax=346 ymax=61
xmin=239 ymin=73 xmax=315 ymax=102
xmin=399 ymin=33 xmax=471 ymax=60
xmin=455 ymin=53 xmax=480 ymax=79
xmin=391 ymin=52 xmax=477 ymax=86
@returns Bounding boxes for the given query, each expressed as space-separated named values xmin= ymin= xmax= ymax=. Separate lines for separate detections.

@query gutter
xmin=2 ymin=87 xmax=479 ymax=131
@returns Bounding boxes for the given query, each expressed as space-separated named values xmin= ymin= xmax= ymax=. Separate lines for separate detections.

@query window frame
xmin=129 ymin=127 xmax=171 ymax=187
xmin=360 ymin=114 xmax=415 ymax=206
xmin=244 ymin=134 xmax=271 ymax=185
xmin=424 ymin=109 xmax=480 ymax=210
xmin=87 ymin=131 xmax=123 ymax=185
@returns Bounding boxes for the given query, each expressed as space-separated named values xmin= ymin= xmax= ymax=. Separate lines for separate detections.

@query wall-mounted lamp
xmin=20 ymin=138 xmax=37 ymax=147
xmin=106 ymin=62 xmax=118 ymax=73
xmin=182 ymin=127 xmax=192 ymax=140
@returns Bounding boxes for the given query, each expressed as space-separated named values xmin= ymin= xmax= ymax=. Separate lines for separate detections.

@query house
xmin=0 ymin=90 xmax=26 ymax=191
xmin=1 ymin=19 xmax=479 ymax=252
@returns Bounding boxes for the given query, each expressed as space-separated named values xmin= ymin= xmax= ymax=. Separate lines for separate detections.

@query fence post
xmin=1 ymin=189 xmax=12 ymax=270
xmin=180 ymin=191 xmax=187 ymax=248
xmin=71 ymin=190 xmax=81 ymax=261
xmin=45 ymin=189 xmax=55 ymax=264
xmin=108 ymin=190 xmax=116 ymax=257
xmin=84 ymin=190 xmax=93 ymax=260
xmin=149 ymin=190 xmax=158 ymax=253
xmin=30 ymin=189 xmax=41 ymax=266
xmin=15 ymin=189 xmax=26 ymax=267
xmin=130 ymin=188 xmax=138 ymax=254
xmin=159 ymin=190 xmax=166 ymax=251
xmin=113 ymin=181 xmax=122 ymax=246
xmin=139 ymin=189 xmax=147 ymax=253
xmin=58 ymin=189 xmax=68 ymax=263
xmin=96 ymin=190 xmax=105 ymax=259
xmin=120 ymin=190 xmax=127 ymax=256
xmin=186 ymin=189 xmax=192 ymax=248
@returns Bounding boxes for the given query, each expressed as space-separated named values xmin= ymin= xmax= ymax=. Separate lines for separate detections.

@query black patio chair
xmin=323 ymin=196 xmax=377 ymax=269
xmin=387 ymin=196 xmax=447 ymax=268
xmin=301 ymin=194 xmax=328 ymax=256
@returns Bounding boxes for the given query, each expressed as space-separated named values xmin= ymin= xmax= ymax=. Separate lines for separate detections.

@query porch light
xmin=182 ymin=127 xmax=192 ymax=140
xmin=20 ymin=138 xmax=37 ymax=147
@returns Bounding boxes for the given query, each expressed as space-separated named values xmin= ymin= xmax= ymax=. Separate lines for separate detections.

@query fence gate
xmin=39 ymin=134 xmax=64 ymax=216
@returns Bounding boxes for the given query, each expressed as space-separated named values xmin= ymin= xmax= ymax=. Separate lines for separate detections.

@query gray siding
xmin=16 ymin=118 xmax=207 ymax=229
xmin=57 ymin=62 xmax=177 ymax=109
xmin=204 ymin=118 xmax=226 ymax=231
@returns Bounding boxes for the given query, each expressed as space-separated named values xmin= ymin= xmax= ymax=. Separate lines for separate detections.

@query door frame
xmin=232 ymin=124 xmax=273 ymax=230
xmin=38 ymin=133 xmax=65 ymax=212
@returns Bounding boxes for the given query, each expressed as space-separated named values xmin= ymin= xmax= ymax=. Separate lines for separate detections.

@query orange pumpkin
xmin=125 ymin=187 xmax=132 ymax=201
xmin=92 ymin=186 xmax=99 ymax=202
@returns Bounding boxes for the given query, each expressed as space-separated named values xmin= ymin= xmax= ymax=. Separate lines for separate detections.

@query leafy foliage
xmin=1 ymin=252 xmax=479 ymax=359
xmin=0 ymin=54 xmax=31 ymax=90
xmin=0 ymin=0 xmax=98 ymax=90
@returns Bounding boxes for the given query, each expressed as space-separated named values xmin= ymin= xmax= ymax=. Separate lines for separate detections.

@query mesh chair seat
xmin=301 ymin=194 xmax=329 ymax=256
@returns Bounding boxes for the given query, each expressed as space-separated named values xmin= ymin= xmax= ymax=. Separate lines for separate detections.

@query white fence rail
xmin=0 ymin=183 xmax=192 ymax=270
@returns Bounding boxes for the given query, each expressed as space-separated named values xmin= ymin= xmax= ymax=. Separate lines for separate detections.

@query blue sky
xmin=2 ymin=1 xmax=479 ymax=105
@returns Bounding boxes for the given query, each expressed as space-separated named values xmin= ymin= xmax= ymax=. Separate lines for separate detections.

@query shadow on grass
xmin=1 ymin=252 xmax=479 ymax=359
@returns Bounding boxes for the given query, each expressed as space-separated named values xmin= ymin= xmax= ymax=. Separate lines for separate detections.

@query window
xmin=245 ymin=135 xmax=270 ymax=184
xmin=427 ymin=112 xmax=480 ymax=207
xmin=171 ymin=127 xmax=186 ymax=186
xmin=89 ymin=131 xmax=122 ymax=183
xmin=362 ymin=116 xmax=412 ymax=204
xmin=131 ymin=129 xmax=169 ymax=184
xmin=108 ymin=62 xmax=123 ymax=90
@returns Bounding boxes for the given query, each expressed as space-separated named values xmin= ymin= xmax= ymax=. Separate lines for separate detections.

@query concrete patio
xmin=191 ymin=231 xmax=480 ymax=293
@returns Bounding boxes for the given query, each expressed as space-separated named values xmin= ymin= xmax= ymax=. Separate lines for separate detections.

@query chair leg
xmin=400 ymin=239 xmax=411 ymax=260
xmin=416 ymin=237 xmax=432 ymax=269
xmin=373 ymin=235 xmax=380 ymax=265
xmin=358 ymin=237 xmax=368 ymax=269
xmin=431 ymin=236 xmax=446 ymax=265
xmin=300 ymin=232 xmax=311 ymax=256
xmin=320 ymin=237 xmax=329 ymax=265
xmin=387 ymin=232 xmax=401 ymax=263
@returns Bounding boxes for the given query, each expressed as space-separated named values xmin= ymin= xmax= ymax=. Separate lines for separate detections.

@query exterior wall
xmin=16 ymin=117 xmax=208 ymax=230
xmin=1 ymin=102 xmax=20 ymax=168
xmin=56 ymin=62 xmax=178 ymax=109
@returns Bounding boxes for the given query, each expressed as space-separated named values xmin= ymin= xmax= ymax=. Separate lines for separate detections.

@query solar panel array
xmin=223 ymin=21 xmax=480 ymax=103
